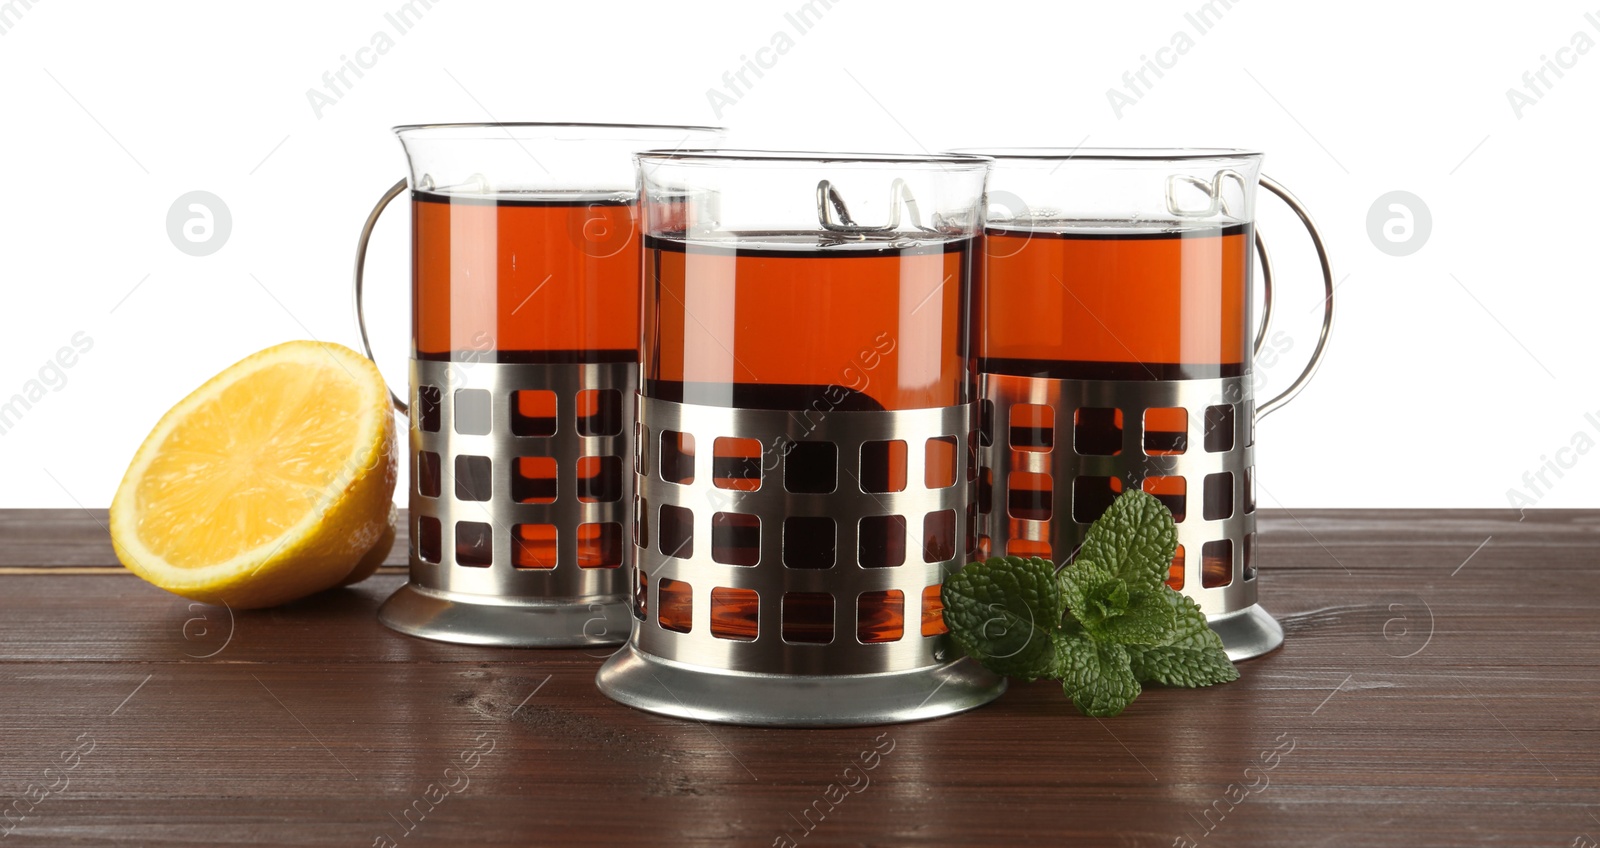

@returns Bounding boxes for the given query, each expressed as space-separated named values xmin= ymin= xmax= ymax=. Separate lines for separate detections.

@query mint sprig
xmin=941 ymin=489 xmax=1239 ymax=717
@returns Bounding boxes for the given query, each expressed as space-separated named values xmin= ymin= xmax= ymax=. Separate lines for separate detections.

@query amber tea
xmin=645 ymin=233 xmax=975 ymax=643
xmin=982 ymin=222 xmax=1253 ymax=585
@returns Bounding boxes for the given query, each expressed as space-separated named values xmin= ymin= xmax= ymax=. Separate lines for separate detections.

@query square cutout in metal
xmin=713 ymin=436 xmax=763 ymax=491
xmin=1203 ymin=471 xmax=1234 ymax=520
xmin=416 ymin=450 xmax=441 ymax=498
xmin=453 ymin=389 xmax=492 ymax=436
xmin=417 ymin=385 xmax=441 ymax=433
xmin=857 ymin=590 xmax=905 ymax=644
xmin=416 ymin=515 xmax=441 ymax=564
xmin=711 ymin=512 xmax=760 ymax=566
xmin=858 ymin=515 xmax=907 ymax=568
xmin=1007 ymin=471 xmax=1053 ymax=522
xmin=512 ymin=524 xmax=558 ymax=569
xmin=660 ymin=430 xmax=695 ymax=485
xmin=923 ymin=509 xmax=957 ymax=563
xmin=783 ymin=516 xmax=835 ymax=568
xmin=512 ymin=457 xmax=557 ymax=504
xmin=633 ymin=567 xmax=648 ymax=621
xmin=784 ymin=441 xmax=837 ymax=494
xmin=1204 ymin=404 xmax=1235 ymax=453
xmin=454 ymin=455 xmax=493 ymax=502
xmin=576 ymin=388 xmax=622 ymax=437
xmin=1143 ymin=407 xmax=1188 ymax=455
xmin=577 ymin=522 xmax=623 ymax=569
xmin=1072 ymin=475 xmax=1124 ymax=524
xmin=455 ymin=521 xmax=493 ymax=567
xmin=921 ymin=585 xmax=947 ymax=636
xmin=1142 ymin=475 xmax=1187 ymax=523
xmin=925 ymin=436 xmax=958 ymax=489
xmin=659 ymin=504 xmax=694 ymax=559
xmin=859 ymin=439 xmax=907 ymax=493
xmin=1202 ymin=539 xmax=1233 ymax=588
xmin=658 ymin=578 xmax=693 ymax=633
xmin=781 ymin=592 xmax=834 ymax=644
xmin=1009 ymin=404 xmax=1054 ymax=452
xmin=634 ymin=495 xmax=649 ymax=549
xmin=577 ymin=455 xmax=622 ymax=503
xmin=710 ymin=587 xmax=759 ymax=641
xmin=1074 ymin=407 xmax=1123 ymax=455
xmin=512 ymin=390 xmax=557 ymax=437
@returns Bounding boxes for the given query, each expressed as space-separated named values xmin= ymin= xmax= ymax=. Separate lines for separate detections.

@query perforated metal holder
xmin=377 ymin=358 xmax=635 ymax=647
xmin=980 ymin=372 xmax=1282 ymax=659
xmin=596 ymin=397 xmax=1005 ymax=726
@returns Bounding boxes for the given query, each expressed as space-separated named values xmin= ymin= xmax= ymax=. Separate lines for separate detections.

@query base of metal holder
xmin=1211 ymin=603 xmax=1285 ymax=661
xmin=596 ymin=644 xmax=1005 ymax=727
xmin=379 ymin=584 xmax=631 ymax=648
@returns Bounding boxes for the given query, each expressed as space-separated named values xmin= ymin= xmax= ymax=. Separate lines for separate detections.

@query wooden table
xmin=1 ymin=509 xmax=1595 ymax=847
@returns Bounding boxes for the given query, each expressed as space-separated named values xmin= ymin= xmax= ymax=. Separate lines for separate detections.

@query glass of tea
xmin=952 ymin=148 xmax=1334 ymax=660
xmin=353 ymin=122 xmax=721 ymax=647
xmin=596 ymin=149 xmax=1004 ymax=725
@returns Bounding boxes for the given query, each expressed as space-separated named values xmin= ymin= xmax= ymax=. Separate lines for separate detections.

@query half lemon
xmin=110 ymin=341 xmax=397 ymax=608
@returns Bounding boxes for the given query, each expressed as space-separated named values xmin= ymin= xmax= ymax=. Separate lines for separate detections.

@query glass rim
xmin=394 ymin=122 xmax=723 ymax=139
xmin=637 ymin=148 xmax=990 ymax=167
xmin=947 ymin=146 xmax=1263 ymax=162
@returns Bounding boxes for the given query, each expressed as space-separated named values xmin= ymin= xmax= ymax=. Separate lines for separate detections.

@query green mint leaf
xmin=1155 ymin=587 xmax=1227 ymax=650
xmin=1055 ymin=632 xmax=1141 ymax=717
xmin=1058 ymin=558 xmax=1122 ymax=631
xmin=941 ymin=556 xmax=1064 ymax=681
xmin=1074 ymin=489 xmax=1178 ymax=591
xmin=1096 ymin=587 xmax=1178 ymax=646
xmin=937 ymin=489 xmax=1240 ymax=717
xmin=1126 ymin=589 xmax=1239 ymax=687
xmin=1126 ymin=644 xmax=1240 ymax=688
xmin=1058 ymin=560 xmax=1175 ymax=645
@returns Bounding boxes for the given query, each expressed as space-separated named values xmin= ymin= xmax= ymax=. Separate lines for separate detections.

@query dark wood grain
xmin=0 ymin=508 xmax=411 ymax=571
xmin=0 ymin=510 xmax=1596 ymax=847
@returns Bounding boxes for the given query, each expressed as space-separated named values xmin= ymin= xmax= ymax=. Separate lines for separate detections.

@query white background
xmin=1 ymin=0 xmax=1595 ymax=509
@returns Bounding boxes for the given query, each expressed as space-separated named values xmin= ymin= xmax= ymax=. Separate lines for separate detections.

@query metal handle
xmin=1253 ymin=174 xmax=1335 ymax=420
xmin=353 ymin=178 xmax=410 ymax=414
